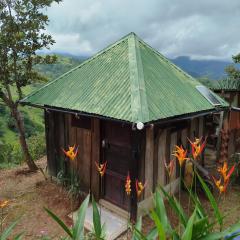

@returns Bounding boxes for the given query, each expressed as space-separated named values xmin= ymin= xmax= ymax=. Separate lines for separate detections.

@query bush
xmin=0 ymin=133 xmax=46 ymax=168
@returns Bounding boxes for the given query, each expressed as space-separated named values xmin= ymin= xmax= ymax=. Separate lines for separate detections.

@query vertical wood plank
xmin=144 ymin=126 xmax=154 ymax=198
xmin=170 ymin=131 xmax=177 ymax=180
xmin=157 ymin=129 xmax=167 ymax=186
xmin=76 ymin=127 xmax=92 ymax=192
xmin=91 ymin=118 xmax=100 ymax=199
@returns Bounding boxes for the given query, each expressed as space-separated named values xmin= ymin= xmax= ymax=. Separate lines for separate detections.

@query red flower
xmin=188 ymin=137 xmax=207 ymax=160
xmin=135 ymin=179 xmax=146 ymax=198
xmin=125 ymin=172 xmax=131 ymax=196
xmin=62 ymin=145 xmax=78 ymax=161
xmin=95 ymin=161 xmax=107 ymax=177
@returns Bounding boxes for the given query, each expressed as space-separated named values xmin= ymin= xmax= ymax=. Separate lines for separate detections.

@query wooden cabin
xmin=212 ymin=79 xmax=240 ymax=158
xmin=21 ymin=33 xmax=228 ymax=219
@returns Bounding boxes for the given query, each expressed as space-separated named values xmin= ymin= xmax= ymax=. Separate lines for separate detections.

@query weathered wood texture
xmin=144 ymin=126 xmax=154 ymax=198
xmin=156 ymin=129 xmax=167 ymax=186
xmin=91 ymin=118 xmax=100 ymax=199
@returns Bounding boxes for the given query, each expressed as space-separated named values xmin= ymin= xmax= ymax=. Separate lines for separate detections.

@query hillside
xmin=172 ymin=56 xmax=231 ymax=80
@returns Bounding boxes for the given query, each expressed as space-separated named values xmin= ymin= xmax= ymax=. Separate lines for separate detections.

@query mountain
xmin=171 ymin=56 xmax=231 ymax=80
xmin=48 ymin=54 xmax=231 ymax=81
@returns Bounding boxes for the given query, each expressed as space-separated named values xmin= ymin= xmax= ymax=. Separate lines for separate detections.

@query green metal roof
xmin=212 ymin=78 xmax=240 ymax=91
xmin=21 ymin=32 xmax=228 ymax=123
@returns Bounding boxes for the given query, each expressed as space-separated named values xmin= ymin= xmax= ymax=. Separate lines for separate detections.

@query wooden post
xmin=144 ymin=125 xmax=154 ymax=198
xmin=170 ymin=131 xmax=177 ymax=180
xmin=130 ymin=129 xmax=142 ymax=221
xmin=45 ymin=110 xmax=57 ymax=176
xmin=157 ymin=129 xmax=167 ymax=186
xmin=91 ymin=118 xmax=100 ymax=200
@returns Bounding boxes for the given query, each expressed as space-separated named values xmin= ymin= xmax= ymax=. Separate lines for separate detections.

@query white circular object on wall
xmin=136 ymin=122 xmax=144 ymax=130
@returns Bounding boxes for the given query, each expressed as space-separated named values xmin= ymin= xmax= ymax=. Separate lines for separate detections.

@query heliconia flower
xmin=188 ymin=137 xmax=207 ymax=160
xmin=0 ymin=199 xmax=9 ymax=208
xmin=95 ymin=161 xmax=107 ymax=177
xmin=125 ymin=172 xmax=131 ymax=196
xmin=212 ymin=176 xmax=227 ymax=194
xmin=213 ymin=162 xmax=235 ymax=194
xmin=135 ymin=179 xmax=146 ymax=198
xmin=62 ymin=145 xmax=78 ymax=161
xmin=172 ymin=145 xmax=188 ymax=167
xmin=217 ymin=162 xmax=235 ymax=183
xmin=164 ymin=160 xmax=175 ymax=178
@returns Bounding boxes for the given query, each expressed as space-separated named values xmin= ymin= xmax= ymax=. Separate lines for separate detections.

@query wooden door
xmin=101 ymin=121 xmax=132 ymax=210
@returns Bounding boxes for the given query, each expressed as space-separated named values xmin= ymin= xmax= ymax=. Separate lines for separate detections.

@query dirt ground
xmin=1 ymin=157 xmax=240 ymax=239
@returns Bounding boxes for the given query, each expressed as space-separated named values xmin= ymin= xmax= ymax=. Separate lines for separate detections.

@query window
xmin=196 ymin=85 xmax=221 ymax=106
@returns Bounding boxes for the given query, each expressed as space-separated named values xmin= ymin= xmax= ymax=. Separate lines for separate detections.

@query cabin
xmin=212 ymin=79 xmax=240 ymax=159
xmin=20 ymin=33 xmax=228 ymax=219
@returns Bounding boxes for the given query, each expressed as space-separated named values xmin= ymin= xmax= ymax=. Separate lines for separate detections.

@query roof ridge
xmin=128 ymin=33 xmax=149 ymax=123
xmin=20 ymin=33 xmax=135 ymax=103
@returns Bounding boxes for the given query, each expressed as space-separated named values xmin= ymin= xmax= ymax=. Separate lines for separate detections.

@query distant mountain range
xmin=40 ymin=53 xmax=233 ymax=81
xmin=171 ymin=56 xmax=231 ymax=80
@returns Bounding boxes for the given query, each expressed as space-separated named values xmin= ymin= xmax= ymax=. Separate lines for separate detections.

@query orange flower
xmin=213 ymin=162 xmax=235 ymax=194
xmin=0 ymin=199 xmax=9 ymax=208
xmin=135 ymin=179 xmax=146 ymax=198
xmin=164 ymin=160 xmax=175 ymax=178
xmin=95 ymin=161 xmax=107 ymax=177
xmin=188 ymin=137 xmax=206 ymax=160
xmin=212 ymin=176 xmax=227 ymax=194
xmin=217 ymin=162 xmax=235 ymax=183
xmin=125 ymin=172 xmax=131 ymax=196
xmin=172 ymin=145 xmax=188 ymax=167
xmin=62 ymin=145 xmax=78 ymax=161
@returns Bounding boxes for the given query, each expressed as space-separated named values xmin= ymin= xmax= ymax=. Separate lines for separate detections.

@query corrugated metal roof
xmin=20 ymin=32 xmax=228 ymax=123
xmin=212 ymin=78 xmax=240 ymax=91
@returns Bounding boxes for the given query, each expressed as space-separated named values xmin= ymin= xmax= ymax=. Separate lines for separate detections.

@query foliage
xmin=0 ymin=219 xmax=23 ymax=240
xmin=0 ymin=0 xmax=61 ymax=170
xmin=0 ymin=133 xmax=45 ymax=168
xmin=225 ymin=53 xmax=240 ymax=81
xmin=131 ymin=174 xmax=240 ymax=240
xmin=45 ymin=194 xmax=106 ymax=240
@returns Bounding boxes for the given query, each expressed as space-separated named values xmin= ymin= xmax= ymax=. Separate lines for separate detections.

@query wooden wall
xmin=45 ymin=110 xmax=100 ymax=198
xmin=142 ymin=116 xmax=206 ymax=199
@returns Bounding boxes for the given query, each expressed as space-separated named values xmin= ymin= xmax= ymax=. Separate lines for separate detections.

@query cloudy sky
xmin=46 ymin=0 xmax=240 ymax=60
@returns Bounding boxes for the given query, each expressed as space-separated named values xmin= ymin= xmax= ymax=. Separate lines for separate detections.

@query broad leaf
xmin=196 ymin=173 xmax=223 ymax=228
xmin=44 ymin=207 xmax=73 ymax=238
xmin=73 ymin=194 xmax=90 ymax=240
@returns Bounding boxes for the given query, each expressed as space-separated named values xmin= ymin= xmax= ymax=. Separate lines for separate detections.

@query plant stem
xmin=1 ymin=208 xmax=3 ymax=234
xmin=179 ymin=167 xmax=182 ymax=235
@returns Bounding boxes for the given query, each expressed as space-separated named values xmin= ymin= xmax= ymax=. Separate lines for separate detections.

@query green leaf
xmin=73 ymin=194 xmax=90 ymax=240
xmin=159 ymin=185 xmax=188 ymax=227
xmin=155 ymin=190 xmax=172 ymax=233
xmin=192 ymin=217 xmax=209 ymax=239
xmin=201 ymin=220 xmax=240 ymax=240
xmin=0 ymin=218 xmax=20 ymax=240
xmin=150 ymin=210 xmax=166 ymax=240
xmin=146 ymin=227 xmax=158 ymax=240
xmin=44 ymin=207 xmax=73 ymax=238
xmin=92 ymin=196 xmax=102 ymax=239
xmin=13 ymin=233 xmax=24 ymax=240
xmin=184 ymin=181 xmax=206 ymax=219
xmin=181 ymin=208 xmax=196 ymax=240
xmin=132 ymin=217 xmax=142 ymax=240
xmin=196 ymin=172 xmax=223 ymax=228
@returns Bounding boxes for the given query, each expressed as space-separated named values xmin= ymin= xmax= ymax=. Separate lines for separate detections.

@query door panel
xmin=101 ymin=121 xmax=132 ymax=210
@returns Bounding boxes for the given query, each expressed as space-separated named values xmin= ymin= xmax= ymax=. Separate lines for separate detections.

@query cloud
xmin=46 ymin=0 xmax=240 ymax=60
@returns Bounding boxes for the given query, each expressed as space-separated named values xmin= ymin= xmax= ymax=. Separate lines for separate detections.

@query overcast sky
xmin=46 ymin=0 xmax=240 ymax=61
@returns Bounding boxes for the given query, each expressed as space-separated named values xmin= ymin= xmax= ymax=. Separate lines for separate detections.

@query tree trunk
xmin=11 ymin=104 xmax=38 ymax=171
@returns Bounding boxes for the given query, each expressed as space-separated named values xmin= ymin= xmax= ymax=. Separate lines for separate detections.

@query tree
xmin=225 ymin=53 xmax=240 ymax=80
xmin=0 ymin=0 xmax=61 ymax=171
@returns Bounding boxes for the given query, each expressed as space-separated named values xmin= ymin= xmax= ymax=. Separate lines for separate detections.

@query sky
xmin=46 ymin=0 xmax=240 ymax=61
